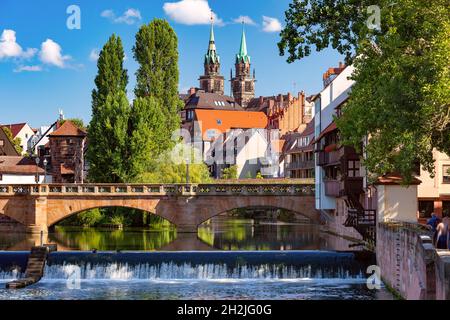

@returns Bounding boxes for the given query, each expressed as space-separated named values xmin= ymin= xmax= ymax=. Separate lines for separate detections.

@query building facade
xmin=284 ymin=119 xmax=315 ymax=179
xmin=48 ymin=121 xmax=86 ymax=183
xmin=247 ymin=91 xmax=313 ymax=136
xmin=417 ymin=150 xmax=450 ymax=221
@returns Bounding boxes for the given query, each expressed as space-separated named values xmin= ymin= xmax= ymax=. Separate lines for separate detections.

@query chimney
xmin=287 ymin=92 xmax=292 ymax=102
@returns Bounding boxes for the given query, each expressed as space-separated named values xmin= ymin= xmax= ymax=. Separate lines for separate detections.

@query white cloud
xmin=101 ymin=8 xmax=142 ymax=25
xmin=232 ymin=16 xmax=257 ymax=26
xmin=39 ymin=39 xmax=70 ymax=68
xmin=13 ymin=65 xmax=42 ymax=73
xmin=89 ymin=48 xmax=99 ymax=62
xmin=0 ymin=29 xmax=37 ymax=59
xmin=163 ymin=0 xmax=223 ymax=25
xmin=262 ymin=16 xmax=282 ymax=33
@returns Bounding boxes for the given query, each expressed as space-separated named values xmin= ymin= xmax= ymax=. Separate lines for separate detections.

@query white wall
xmin=0 ymin=174 xmax=46 ymax=184
xmin=377 ymin=184 xmax=418 ymax=223
xmin=15 ymin=124 xmax=35 ymax=155
xmin=236 ymin=129 xmax=268 ymax=178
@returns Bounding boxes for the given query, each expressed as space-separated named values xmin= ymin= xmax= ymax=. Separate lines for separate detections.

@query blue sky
xmin=0 ymin=0 xmax=344 ymax=128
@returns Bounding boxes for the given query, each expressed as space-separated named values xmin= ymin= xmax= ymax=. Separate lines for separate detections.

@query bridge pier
xmin=26 ymin=196 xmax=49 ymax=235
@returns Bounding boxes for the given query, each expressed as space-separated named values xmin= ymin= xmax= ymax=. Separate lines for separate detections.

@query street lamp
xmin=43 ymin=158 xmax=48 ymax=183
xmin=185 ymin=156 xmax=190 ymax=184
xmin=35 ymin=157 xmax=40 ymax=184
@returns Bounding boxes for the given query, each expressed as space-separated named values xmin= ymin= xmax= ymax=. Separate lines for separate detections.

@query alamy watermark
xmin=366 ymin=265 xmax=381 ymax=290
xmin=66 ymin=5 xmax=81 ymax=30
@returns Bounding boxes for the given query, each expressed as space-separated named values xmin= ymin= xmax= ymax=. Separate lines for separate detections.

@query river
xmin=0 ymin=215 xmax=393 ymax=300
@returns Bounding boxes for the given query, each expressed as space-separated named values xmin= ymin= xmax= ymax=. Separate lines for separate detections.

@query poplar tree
xmin=133 ymin=19 xmax=182 ymax=152
xmin=87 ymin=35 xmax=131 ymax=183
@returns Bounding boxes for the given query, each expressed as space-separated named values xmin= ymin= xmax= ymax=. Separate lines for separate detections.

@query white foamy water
xmin=26 ymin=262 xmax=364 ymax=281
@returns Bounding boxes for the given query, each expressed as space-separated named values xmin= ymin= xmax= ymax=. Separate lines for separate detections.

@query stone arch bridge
xmin=0 ymin=183 xmax=317 ymax=234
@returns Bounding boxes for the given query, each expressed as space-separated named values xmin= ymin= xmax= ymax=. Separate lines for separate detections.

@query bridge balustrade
xmin=0 ymin=183 xmax=315 ymax=197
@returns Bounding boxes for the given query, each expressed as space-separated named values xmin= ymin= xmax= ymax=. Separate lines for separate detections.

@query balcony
xmin=317 ymin=150 xmax=340 ymax=166
xmin=324 ymin=179 xmax=340 ymax=197
xmin=286 ymin=160 xmax=314 ymax=170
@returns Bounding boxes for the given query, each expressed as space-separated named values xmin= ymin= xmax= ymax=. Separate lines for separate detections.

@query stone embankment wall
xmin=377 ymin=222 xmax=450 ymax=300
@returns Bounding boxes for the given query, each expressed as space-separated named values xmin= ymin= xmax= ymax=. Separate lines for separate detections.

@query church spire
xmin=199 ymin=10 xmax=224 ymax=95
xmin=236 ymin=21 xmax=250 ymax=64
xmin=205 ymin=11 xmax=219 ymax=65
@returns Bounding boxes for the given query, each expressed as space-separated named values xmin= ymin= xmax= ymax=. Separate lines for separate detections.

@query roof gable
xmin=49 ymin=121 xmax=86 ymax=137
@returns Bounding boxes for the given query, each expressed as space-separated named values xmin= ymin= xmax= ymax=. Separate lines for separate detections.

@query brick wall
xmin=376 ymin=222 xmax=436 ymax=299
xmin=49 ymin=136 xmax=84 ymax=183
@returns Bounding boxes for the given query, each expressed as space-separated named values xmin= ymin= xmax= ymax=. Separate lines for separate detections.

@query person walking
xmin=427 ymin=213 xmax=440 ymax=233
xmin=435 ymin=216 xmax=449 ymax=249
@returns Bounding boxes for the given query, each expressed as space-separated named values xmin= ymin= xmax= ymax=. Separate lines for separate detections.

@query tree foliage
xmin=2 ymin=127 xmax=22 ymax=154
xmin=133 ymin=19 xmax=182 ymax=144
xmin=87 ymin=35 xmax=131 ymax=183
xmin=279 ymin=0 xmax=450 ymax=180
xmin=222 ymin=165 xmax=238 ymax=180
xmin=59 ymin=118 xmax=86 ymax=130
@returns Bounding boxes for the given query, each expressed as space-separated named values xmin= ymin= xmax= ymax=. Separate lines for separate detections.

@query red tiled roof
xmin=0 ymin=156 xmax=44 ymax=174
xmin=375 ymin=173 xmax=421 ymax=185
xmin=1 ymin=123 xmax=27 ymax=138
xmin=195 ymin=109 xmax=268 ymax=140
xmin=49 ymin=121 xmax=86 ymax=137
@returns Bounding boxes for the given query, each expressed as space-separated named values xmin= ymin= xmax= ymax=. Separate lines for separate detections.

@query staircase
xmin=6 ymin=246 xmax=48 ymax=289
xmin=344 ymin=192 xmax=376 ymax=245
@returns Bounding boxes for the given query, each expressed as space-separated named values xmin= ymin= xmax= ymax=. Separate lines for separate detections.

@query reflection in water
xmin=0 ymin=215 xmax=359 ymax=252
xmin=49 ymin=227 xmax=177 ymax=251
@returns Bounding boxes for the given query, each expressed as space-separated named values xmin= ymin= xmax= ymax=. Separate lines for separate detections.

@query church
xmin=180 ymin=19 xmax=312 ymax=179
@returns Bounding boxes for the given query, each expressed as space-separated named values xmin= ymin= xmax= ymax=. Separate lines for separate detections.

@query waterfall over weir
xmin=0 ymin=251 xmax=373 ymax=281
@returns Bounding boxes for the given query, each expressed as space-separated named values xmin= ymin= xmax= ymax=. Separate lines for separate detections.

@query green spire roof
xmin=204 ymin=22 xmax=220 ymax=65
xmin=236 ymin=23 xmax=251 ymax=64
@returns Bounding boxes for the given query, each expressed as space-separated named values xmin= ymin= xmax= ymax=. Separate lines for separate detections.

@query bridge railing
xmin=0 ymin=183 xmax=315 ymax=197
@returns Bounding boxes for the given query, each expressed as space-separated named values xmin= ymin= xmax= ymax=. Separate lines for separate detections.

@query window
xmin=443 ymin=165 xmax=450 ymax=183
xmin=0 ymin=139 xmax=4 ymax=147
xmin=347 ymin=160 xmax=360 ymax=177
xmin=245 ymin=81 xmax=252 ymax=92
xmin=216 ymin=119 xmax=222 ymax=125
xmin=418 ymin=201 xmax=434 ymax=219
xmin=443 ymin=201 xmax=450 ymax=217
xmin=186 ymin=110 xmax=194 ymax=121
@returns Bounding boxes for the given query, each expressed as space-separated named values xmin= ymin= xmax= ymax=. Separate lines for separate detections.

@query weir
xmin=0 ymin=251 xmax=374 ymax=282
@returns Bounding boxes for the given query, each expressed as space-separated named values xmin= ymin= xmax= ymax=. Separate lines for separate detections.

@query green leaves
xmin=88 ymin=20 xmax=186 ymax=184
xmin=280 ymin=0 xmax=450 ymax=181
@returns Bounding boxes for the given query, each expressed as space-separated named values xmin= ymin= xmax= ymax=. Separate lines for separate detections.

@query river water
xmin=0 ymin=216 xmax=393 ymax=300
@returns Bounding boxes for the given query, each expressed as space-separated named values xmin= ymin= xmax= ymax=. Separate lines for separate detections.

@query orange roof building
xmin=193 ymin=109 xmax=268 ymax=141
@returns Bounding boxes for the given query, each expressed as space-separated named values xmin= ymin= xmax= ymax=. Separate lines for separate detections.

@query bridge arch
xmin=192 ymin=195 xmax=319 ymax=228
xmin=46 ymin=198 xmax=173 ymax=227
xmin=48 ymin=205 xmax=176 ymax=228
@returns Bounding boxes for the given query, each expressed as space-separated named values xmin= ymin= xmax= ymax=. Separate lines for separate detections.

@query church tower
xmin=231 ymin=23 xmax=255 ymax=108
xmin=199 ymin=16 xmax=224 ymax=95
